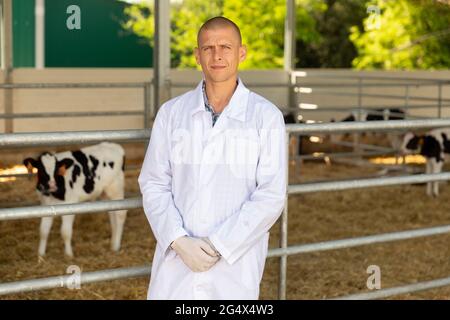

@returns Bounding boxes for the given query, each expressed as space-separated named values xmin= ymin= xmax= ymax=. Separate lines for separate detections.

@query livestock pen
xmin=1 ymin=119 xmax=450 ymax=299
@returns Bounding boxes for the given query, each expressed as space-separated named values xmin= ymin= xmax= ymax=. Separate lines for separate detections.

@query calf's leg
xmin=38 ymin=217 xmax=54 ymax=256
xmin=61 ymin=214 xmax=75 ymax=257
xmin=104 ymin=174 xmax=127 ymax=252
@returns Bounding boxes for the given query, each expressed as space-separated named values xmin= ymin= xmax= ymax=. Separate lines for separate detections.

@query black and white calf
xmin=401 ymin=128 xmax=450 ymax=197
xmin=24 ymin=142 xmax=127 ymax=257
xmin=339 ymin=108 xmax=405 ymax=122
xmin=332 ymin=108 xmax=406 ymax=149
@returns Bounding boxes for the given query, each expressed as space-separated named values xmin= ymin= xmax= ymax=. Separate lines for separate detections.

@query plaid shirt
xmin=202 ymin=81 xmax=221 ymax=127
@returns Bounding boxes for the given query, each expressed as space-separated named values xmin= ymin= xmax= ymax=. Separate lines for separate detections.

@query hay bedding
xmin=1 ymin=160 xmax=449 ymax=300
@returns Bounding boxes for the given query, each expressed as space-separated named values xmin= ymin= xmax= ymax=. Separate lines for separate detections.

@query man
xmin=138 ymin=16 xmax=286 ymax=300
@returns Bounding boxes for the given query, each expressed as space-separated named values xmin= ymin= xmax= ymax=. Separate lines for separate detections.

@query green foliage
xmin=122 ymin=0 xmax=450 ymax=70
xmin=222 ymin=0 xmax=285 ymax=69
xmin=123 ymin=3 xmax=154 ymax=46
xmin=350 ymin=0 xmax=450 ymax=70
xmin=123 ymin=0 xmax=320 ymax=69
xmin=171 ymin=0 xmax=223 ymax=68
xmin=296 ymin=0 xmax=369 ymax=68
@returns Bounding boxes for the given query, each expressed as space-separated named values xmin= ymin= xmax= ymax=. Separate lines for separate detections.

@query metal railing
xmin=291 ymin=72 xmax=450 ymax=164
xmin=0 ymin=82 xmax=154 ymax=129
xmin=1 ymin=118 xmax=450 ymax=299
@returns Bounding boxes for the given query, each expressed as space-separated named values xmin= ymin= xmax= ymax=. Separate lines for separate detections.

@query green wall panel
xmin=45 ymin=0 xmax=152 ymax=67
xmin=13 ymin=0 xmax=35 ymax=67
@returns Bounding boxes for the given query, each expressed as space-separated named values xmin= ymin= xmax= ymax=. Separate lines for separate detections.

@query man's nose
xmin=212 ymin=48 xmax=223 ymax=60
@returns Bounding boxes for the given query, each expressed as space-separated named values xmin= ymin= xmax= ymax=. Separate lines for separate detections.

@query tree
xmin=122 ymin=0 xmax=320 ymax=69
xmin=295 ymin=0 xmax=369 ymax=68
xmin=350 ymin=0 xmax=450 ymax=70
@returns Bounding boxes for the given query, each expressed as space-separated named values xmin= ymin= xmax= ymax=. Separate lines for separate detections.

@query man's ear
xmin=23 ymin=158 xmax=37 ymax=174
xmin=57 ymin=158 xmax=74 ymax=176
xmin=239 ymin=44 xmax=247 ymax=63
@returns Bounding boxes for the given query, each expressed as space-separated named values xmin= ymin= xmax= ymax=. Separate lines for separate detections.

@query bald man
xmin=138 ymin=16 xmax=286 ymax=300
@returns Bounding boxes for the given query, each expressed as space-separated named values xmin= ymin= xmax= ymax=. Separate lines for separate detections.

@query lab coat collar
xmin=190 ymin=77 xmax=249 ymax=122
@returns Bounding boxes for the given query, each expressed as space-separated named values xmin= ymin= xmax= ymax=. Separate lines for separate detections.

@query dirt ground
xmin=1 ymin=151 xmax=450 ymax=300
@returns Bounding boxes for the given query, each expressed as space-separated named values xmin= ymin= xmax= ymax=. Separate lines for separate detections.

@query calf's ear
xmin=418 ymin=135 xmax=425 ymax=147
xmin=57 ymin=158 xmax=74 ymax=176
xmin=23 ymin=158 xmax=37 ymax=174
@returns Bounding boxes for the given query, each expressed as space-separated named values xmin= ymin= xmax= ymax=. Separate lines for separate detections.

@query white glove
xmin=170 ymin=236 xmax=220 ymax=272
xmin=202 ymin=237 xmax=221 ymax=257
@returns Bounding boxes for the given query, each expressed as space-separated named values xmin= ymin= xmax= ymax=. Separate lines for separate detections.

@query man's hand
xmin=171 ymin=236 xmax=220 ymax=272
xmin=202 ymin=237 xmax=221 ymax=257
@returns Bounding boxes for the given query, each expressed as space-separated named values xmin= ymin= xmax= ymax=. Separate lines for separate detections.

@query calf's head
xmin=401 ymin=132 xmax=424 ymax=155
xmin=24 ymin=153 xmax=74 ymax=196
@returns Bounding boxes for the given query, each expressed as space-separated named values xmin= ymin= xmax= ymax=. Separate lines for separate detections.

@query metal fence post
xmin=404 ymin=85 xmax=410 ymax=118
xmin=438 ymin=82 xmax=442 ymax=118
xmin=143 ymin=81 xmax=152 ymax=129
xmin=352 ymin=77 xmax=363 ymax=153
xmin=278 ymin=131 xmax=290 ymax=300
xmin=402 ymin=85 xmax=410 ymax=166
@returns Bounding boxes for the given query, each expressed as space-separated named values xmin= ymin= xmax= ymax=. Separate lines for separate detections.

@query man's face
xmin=195 ymin=26 xmax=246 ymax=84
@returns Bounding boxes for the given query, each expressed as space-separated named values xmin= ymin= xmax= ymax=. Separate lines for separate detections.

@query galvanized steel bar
xmin=296 ymin=104 xmax=450 ymax=112
xmin=170 ymin=82 xmax=294 ymax=88
xmin=0 ymin=82 xmax=147 ymax=89
xmin=0 ymin=129 xmax=150 ymax=148
xmin=0 ymin=164 xmax=141 ymax=180
xmin=296 ymin=149 xmax=396 ymax=161
xmin=284 ymin=0 xmax=296 ymax=72
xmin=0 ymin=172 xmax=33 ymax=179
xmin=0 ymin=265 xmax=151 ymax=295
xmin=267 ymin=224 xmax=450 ymax=258
xmin=438 ymin=83 xmax=442 ymax=118
xmin=286 ymin=118 xmax=450 ymax=134
xmin=278 ymin=131 xmax=290 ymax=300
xmin=291 ymin=72 xmax=448 ymax=83
xmin=331 ymin=140 xmax=395 ymax=152
xmin=2 ymin=119 xmax=450 ymax=148
xmin=153 ymin=0 xmax=171 ymax=110
xmin=289 ymin=172 xmax=450 ymax=194
xmin=143 ymin=82 xmax=151 ymax=128
xmin=294 ymin=81 xmax=448 ymax=88
xmin=307 ymin=90 xmax=450 ymax=103
xmin=0 ymin=111 xmax=144 ymax=119
xmin=331 ymin=275 xmax=450 ymax=300
xmin=0 ymin=198 xmax=142 ymax=221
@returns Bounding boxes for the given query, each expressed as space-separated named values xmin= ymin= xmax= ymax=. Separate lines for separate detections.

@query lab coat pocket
xmin=241 ymin=232 xmax=270 ymax=290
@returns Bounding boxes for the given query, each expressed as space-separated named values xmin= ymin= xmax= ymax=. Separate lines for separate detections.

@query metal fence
xmin=0 ymin=82 xmax=154 ymax=129
xmin=1 ymin=119 xmax=450 ymax=299
xmin=292 ymin=72 xmax=450 ymax=120
xmin=290 ymin=73 xmax=450 ymax=164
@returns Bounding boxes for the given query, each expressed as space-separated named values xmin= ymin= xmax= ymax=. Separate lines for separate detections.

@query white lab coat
xmin=138 ymin=79 xmax=286 ymax=300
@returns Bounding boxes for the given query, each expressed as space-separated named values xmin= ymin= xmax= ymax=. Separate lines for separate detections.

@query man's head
xmin=195 ymin=17 xmax=246 ymax=84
